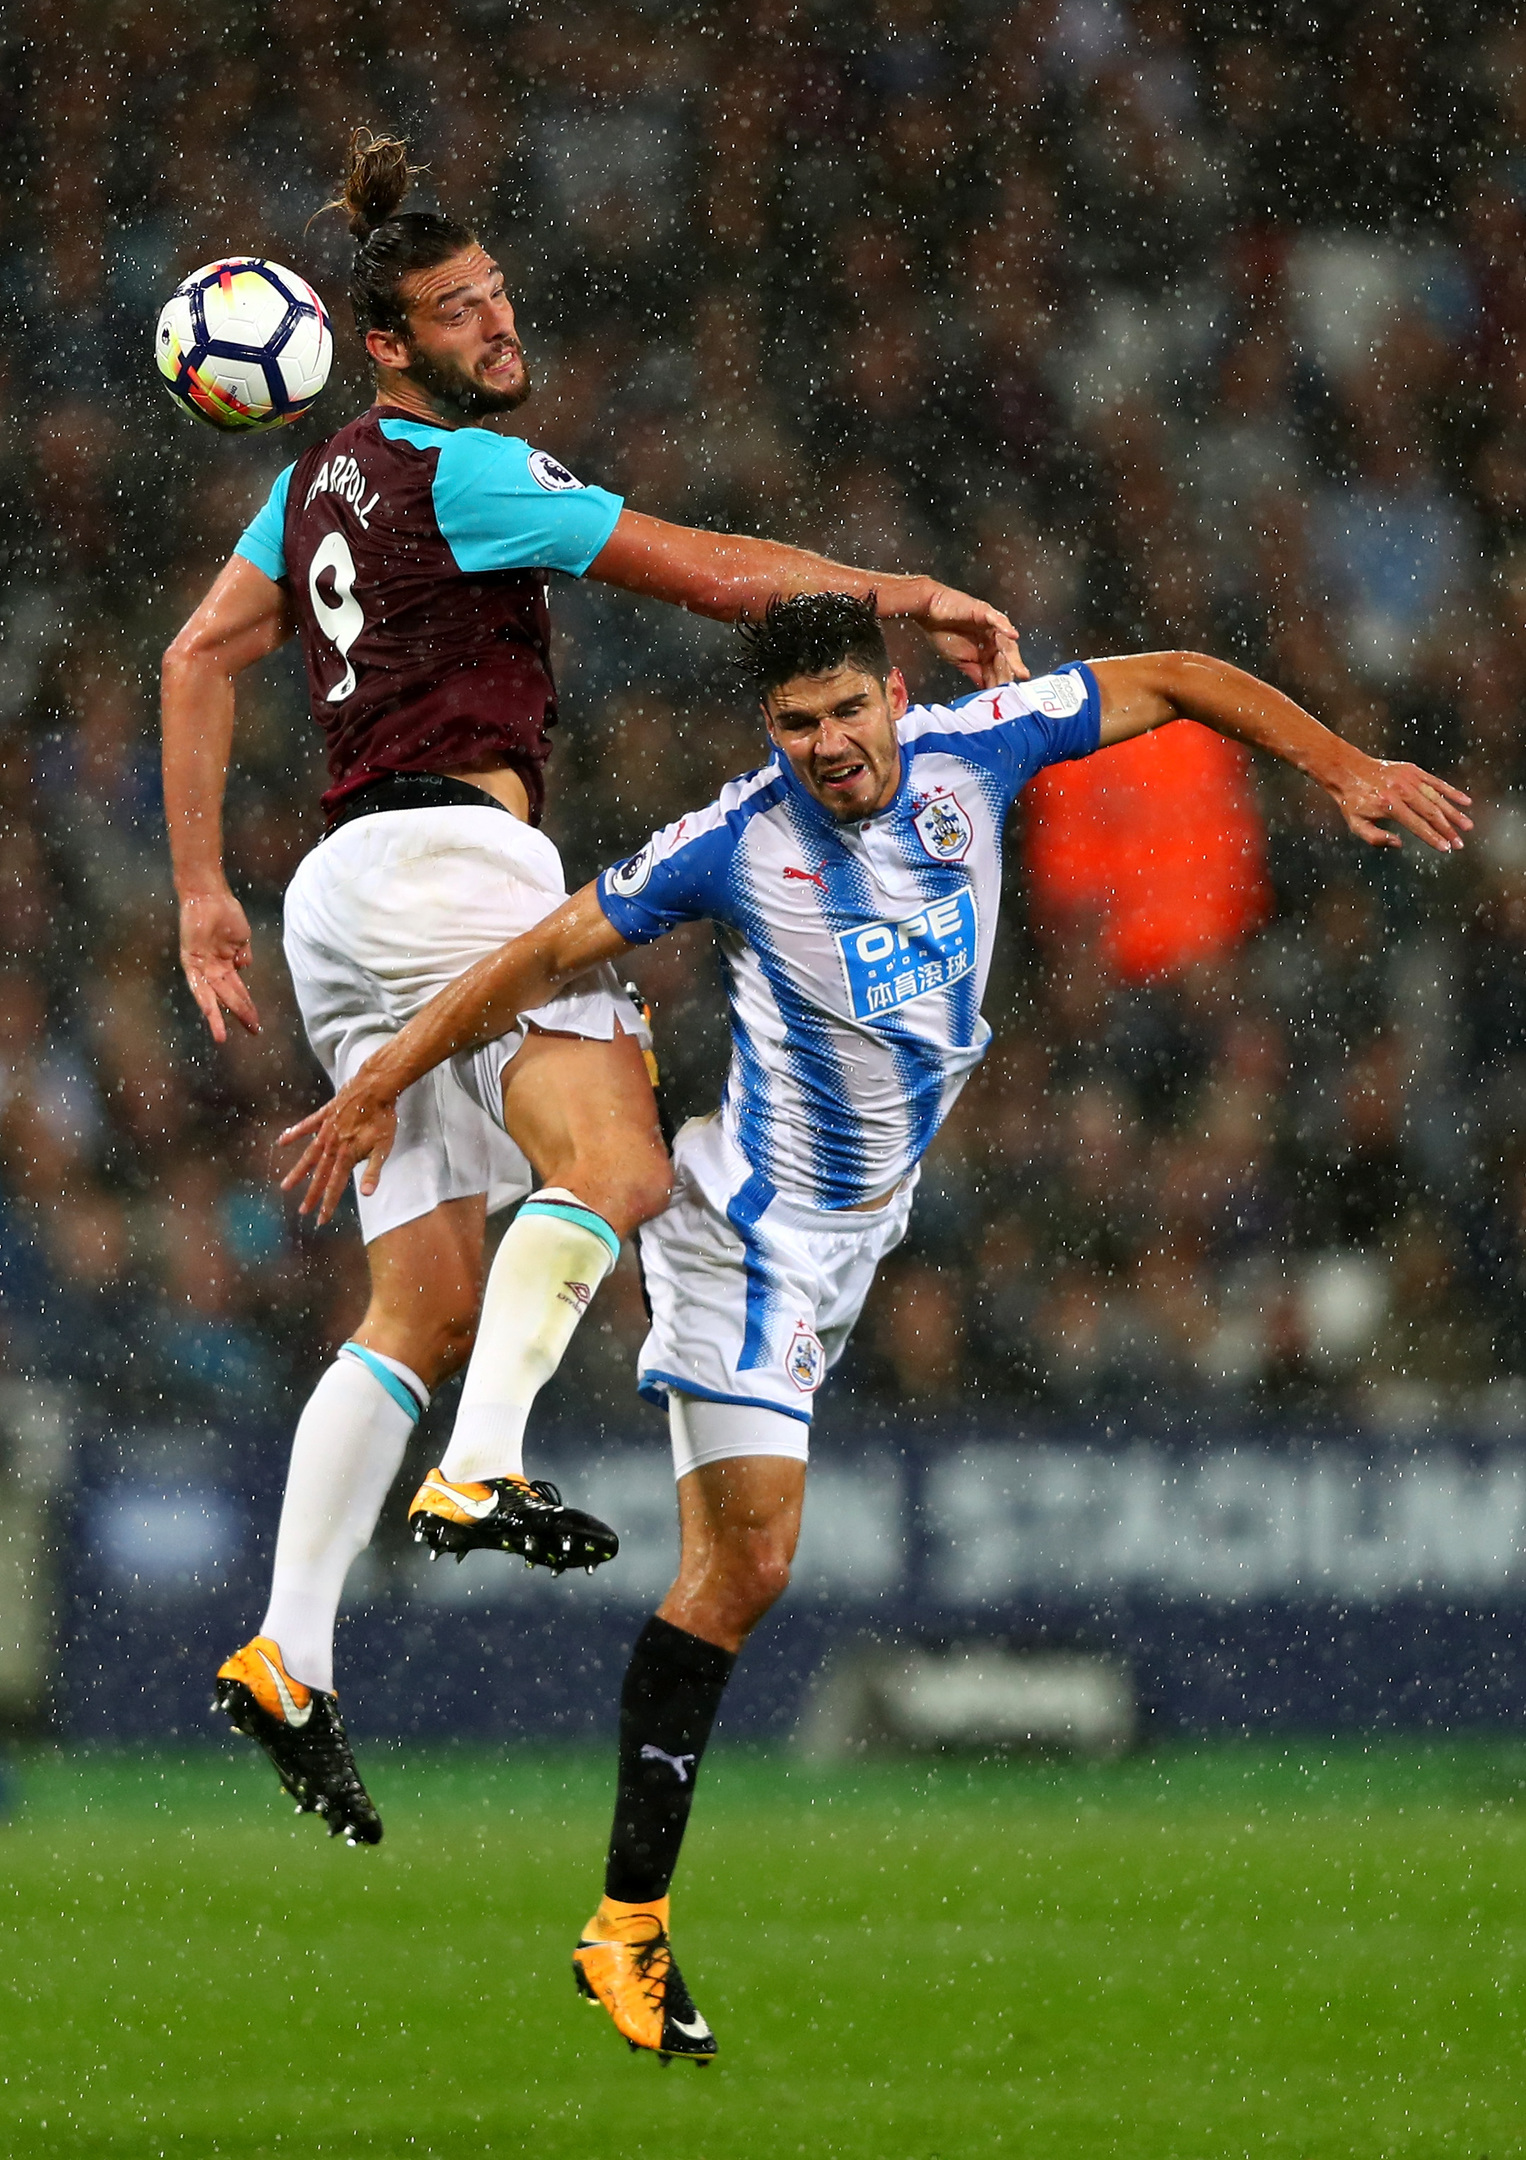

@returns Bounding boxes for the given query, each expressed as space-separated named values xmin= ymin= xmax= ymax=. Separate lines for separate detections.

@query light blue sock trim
xmin=519 ymin=1199 xmax=621 ymax=1267
xmin=340 ymin=1342 xmax=424 ymax=1425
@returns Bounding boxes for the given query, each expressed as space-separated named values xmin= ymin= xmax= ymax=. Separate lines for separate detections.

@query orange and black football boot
xmin=572 ymin=1895 xmax=717 ymax=2066
xmin=407 ymin=1468 xmax=619 ymax=1576
xmin=212 ymin=1635 xmax=382 ymax=1846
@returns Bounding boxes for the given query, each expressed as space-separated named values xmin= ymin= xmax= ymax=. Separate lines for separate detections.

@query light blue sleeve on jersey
xmin=232 ymin=463 xmax=294 ymax=582
xmin=416 ymin=424 xmax=625 ymax=577
xmin=596 ymin=810 xmax=740 ymax=945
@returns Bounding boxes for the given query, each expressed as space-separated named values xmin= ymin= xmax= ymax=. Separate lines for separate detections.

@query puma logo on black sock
xmin=641 ymin=1743 xmax=696 ymax=1783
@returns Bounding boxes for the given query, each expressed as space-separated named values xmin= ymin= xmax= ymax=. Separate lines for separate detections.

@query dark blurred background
xmin=3 ymin=2 xmax=1526 ymax=1739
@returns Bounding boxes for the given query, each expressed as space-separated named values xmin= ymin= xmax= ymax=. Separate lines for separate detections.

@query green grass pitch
xmin=2 ymin=1738 xmax=1524 ymax=2159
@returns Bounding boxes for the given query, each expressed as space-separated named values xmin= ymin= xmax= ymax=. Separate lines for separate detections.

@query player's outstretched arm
xmin=278 ymin=882 xmax=635 ymax=1224
xmin=162 ymin=555 xmax=296 ymax=1040
xmin=588 ymin=508 xmax=1026 ymax=690
xmin=1089 ymin=651 xmax=1472 ymax=854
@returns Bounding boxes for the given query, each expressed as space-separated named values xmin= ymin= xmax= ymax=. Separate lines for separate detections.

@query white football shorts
xmin=638 ymin=1113 xmax=915 ymax=1467
xmin=283 ymin=804 xmax=647 ymax=1243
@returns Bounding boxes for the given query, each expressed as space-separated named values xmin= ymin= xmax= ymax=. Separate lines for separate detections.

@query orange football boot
xmin=572 ymin=1895 xmax=717 ymax=2064
xmin=407 ymin=1468 xmax=619 ymax=1575
xmin=213 ymin=1635 xmax=381 ymax=1845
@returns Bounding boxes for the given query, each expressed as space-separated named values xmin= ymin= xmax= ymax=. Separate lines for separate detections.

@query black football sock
xmin=603 ymin=1614 xmax=737 ymax=1904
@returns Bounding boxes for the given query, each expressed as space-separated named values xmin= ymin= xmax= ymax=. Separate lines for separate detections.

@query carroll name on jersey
xmin=233 ymin=411 xmax=622 ymax=822
xmin=598 ymin=667 xmax=1102 ymax=1210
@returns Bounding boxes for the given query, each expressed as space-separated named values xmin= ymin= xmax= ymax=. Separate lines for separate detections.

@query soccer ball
xmin=155 ymin=258 xmax=332 ymax=432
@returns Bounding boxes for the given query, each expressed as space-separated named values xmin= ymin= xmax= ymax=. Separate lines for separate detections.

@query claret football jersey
xmin=597 ymin=667 xmax=1102 ymax=1209
xmin=235 ymin=410 xmax=623 ymax=822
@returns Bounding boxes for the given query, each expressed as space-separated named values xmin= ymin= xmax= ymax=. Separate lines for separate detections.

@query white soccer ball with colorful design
xmin=155 ymin=258 xmax=332 ymax=431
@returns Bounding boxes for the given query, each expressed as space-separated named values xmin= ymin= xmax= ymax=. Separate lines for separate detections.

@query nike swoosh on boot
xmin=257 ymin=1649 xmax=314 ymax=1728
xmin=418 ymin=1477 xmax=500 ymax=1519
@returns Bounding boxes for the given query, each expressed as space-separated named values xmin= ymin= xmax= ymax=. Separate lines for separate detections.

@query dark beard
xmin=403 ymin=341 xmax=533 ymax=421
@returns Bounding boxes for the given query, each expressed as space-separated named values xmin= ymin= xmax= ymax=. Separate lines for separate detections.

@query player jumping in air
xmin=279 ymin=593 xmax=1471 ymax=2056
xmin=161 ymin=134 xmax=1020 ymax=1845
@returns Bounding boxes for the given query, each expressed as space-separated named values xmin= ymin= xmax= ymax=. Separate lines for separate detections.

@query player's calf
xmin=434 ymin=1187 xmax=624 ymax=1491
xmin=574 ymin=1614 xmax=736 ymax=2057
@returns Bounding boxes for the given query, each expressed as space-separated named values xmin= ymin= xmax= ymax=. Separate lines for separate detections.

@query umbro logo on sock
xmin=559 ymin=1280 xmax=594 ymax=1310
xmin=641 ymin=1744 xmax=696 ymax=1783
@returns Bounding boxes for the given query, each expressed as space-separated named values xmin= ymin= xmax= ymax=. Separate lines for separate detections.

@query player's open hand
xmin=179 ymin=890 xmax=260 ymax=1041
xmin=1325 ymin=755 xmax=1473 ymax=853
xmin=916 ymin=587 xmax=1028 ymax=688
xmin=278 ymin=1078 xmax=399 ymax=1227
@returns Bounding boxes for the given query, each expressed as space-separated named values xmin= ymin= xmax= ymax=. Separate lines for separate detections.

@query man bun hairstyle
xmin=333 ymin=127 xmax=413 ymax=239
xmin=737 ymin=591 xmax=889 ymax=702
xmin=319 ymin=127 xmax=479 ymax=339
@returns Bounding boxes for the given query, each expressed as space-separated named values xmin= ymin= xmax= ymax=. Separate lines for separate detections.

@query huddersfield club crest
xmin=912 ymin=791 xmax=973 ymax=864
xmin=786 ymin=1322 xmax=825 ymax=1393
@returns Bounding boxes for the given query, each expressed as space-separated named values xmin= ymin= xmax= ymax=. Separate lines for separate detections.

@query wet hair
xmin=318 ymin=128 xmax=478 ymax=339
xmin=736 ymin=592 xmax=889 ymax=703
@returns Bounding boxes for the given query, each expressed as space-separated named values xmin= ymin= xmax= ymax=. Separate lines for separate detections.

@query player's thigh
xmin=497 ymin=1027 xmax=667 ymax=1216
xmin=675 ymin=1452 xmax=807 ymax=1568
xmin=359 ymin=1193 xmax=488 ymax=1362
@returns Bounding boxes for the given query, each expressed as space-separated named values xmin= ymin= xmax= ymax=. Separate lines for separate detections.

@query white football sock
xmin=259 ymin=1344 xmax=429 ymax=1693
xmin=438 ymin=1187 xmax=618 ymax=1484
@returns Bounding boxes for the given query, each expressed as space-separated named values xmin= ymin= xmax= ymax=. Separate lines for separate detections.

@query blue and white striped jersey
xmin=597 ymin=665 xmax=1102 ymax=1209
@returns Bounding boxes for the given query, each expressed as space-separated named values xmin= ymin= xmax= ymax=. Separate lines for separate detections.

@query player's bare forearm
xmin=278 ymin=883 xmax=633 ymax=1222
xmin=162 ymin=555 xmax=294 ymax=1037
xmin=590 ymin=510 xmax=1025 ymax=686
xmin=593 ymin=510 xmax=930 ymax=618
xmin=383 ymin=884 xmax=629 ymax=1085
xmin=1090 ymin=651 xmax=1472 ymax=855
xmin=163 ymin=657 xmax=261 ymax=1040
xmin=162 ymin=655 xmax=237 ymax=897
xmin=162 ymin=557 xmax=293 ymax=880
xmin=1094 ymin=652 xmax=1351 ymax=778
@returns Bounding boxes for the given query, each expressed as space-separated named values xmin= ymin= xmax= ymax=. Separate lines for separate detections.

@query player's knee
xmin=729 ymin=1541 xmax=793 ymax=1629
xmin=624 ymin=1151 xmax=673 ymax=1229
xmin=430 ymin=1307 xmax=479 ymax=1381
xmin=363 ymin=1300 xmax=478 ymax=1388
xmin=593 ymin=1151 xmax=672 ymax=1241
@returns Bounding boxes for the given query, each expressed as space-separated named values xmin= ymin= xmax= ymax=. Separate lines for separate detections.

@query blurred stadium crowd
xmin=2 ymin=0 xmax=1525 ymax=1439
